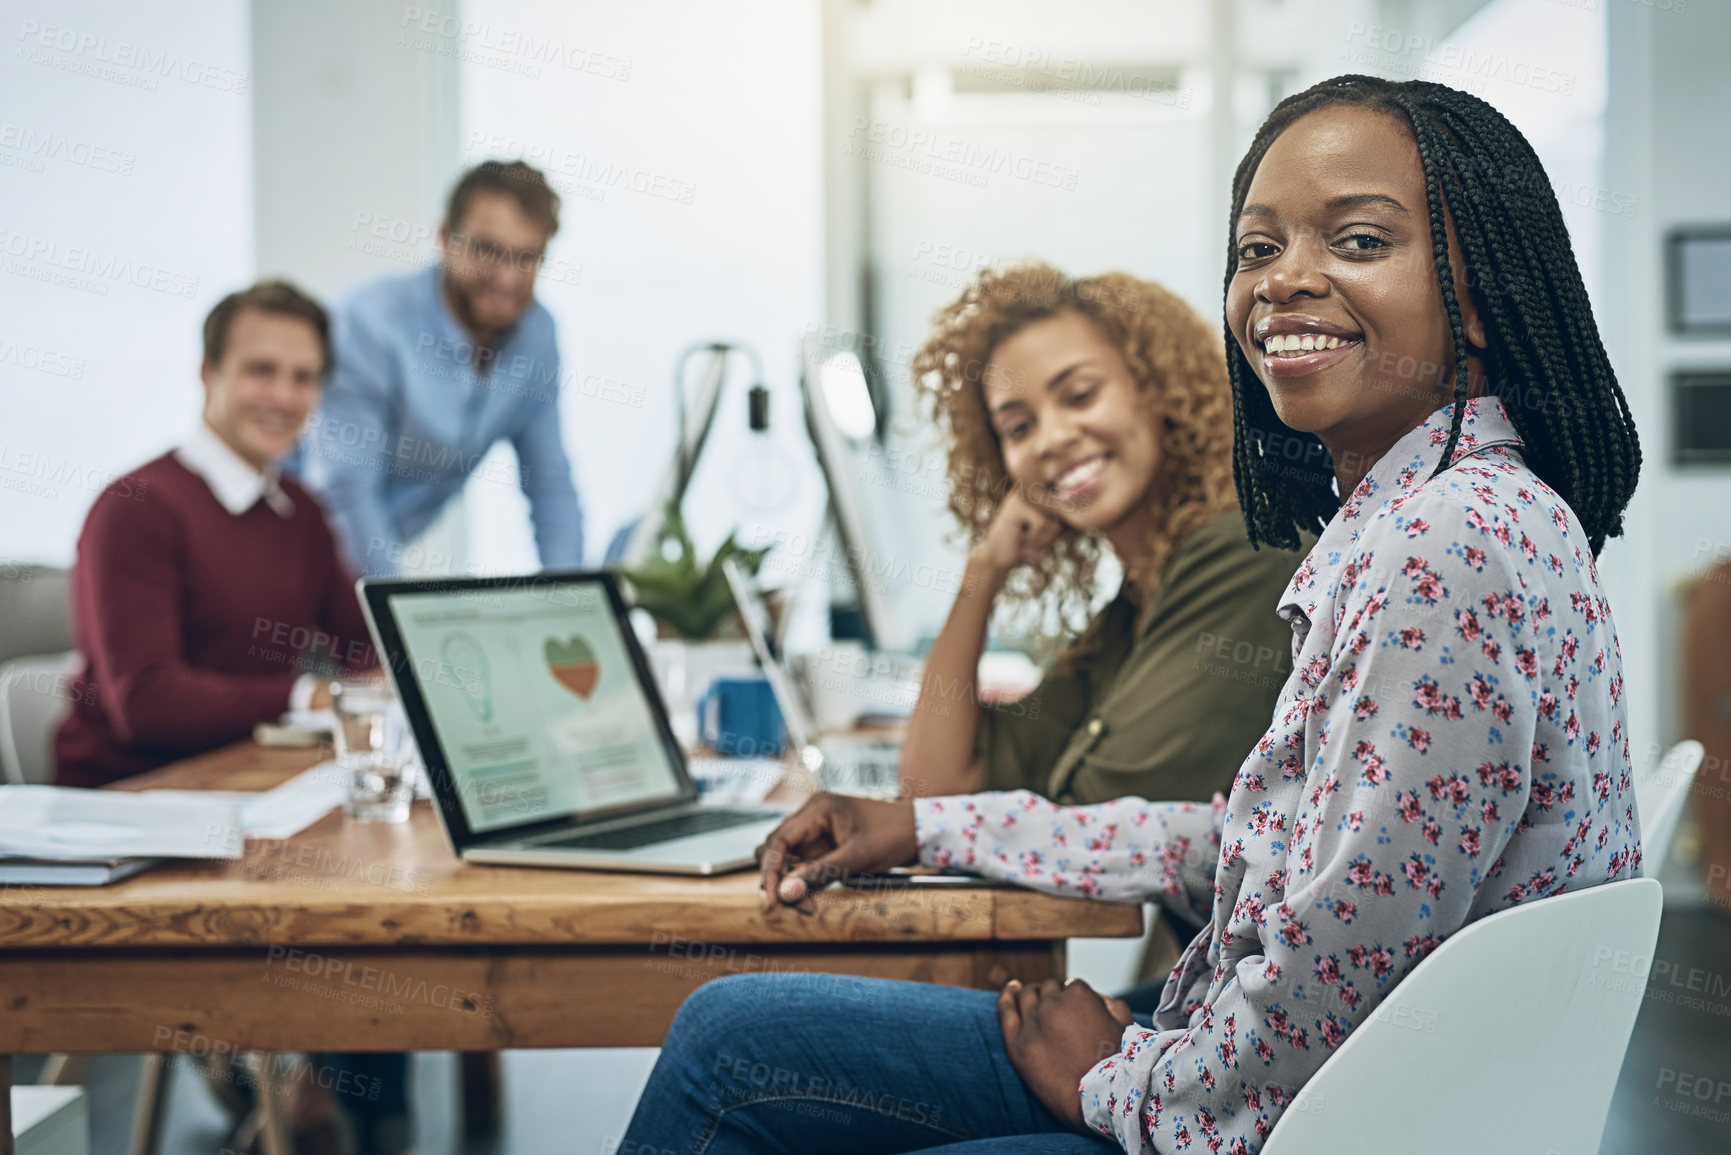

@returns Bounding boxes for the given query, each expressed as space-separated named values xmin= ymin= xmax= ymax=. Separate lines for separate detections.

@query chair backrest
xmin=1262 ymin=877 xmax=1663 ymax=1155
xmin=0 ymin=565 xmax=73 ymax=665
xmin=1633 ymin=739 xmax=1703 ymax=872
xmin=0 ymin=652 xmax=81 ymax=785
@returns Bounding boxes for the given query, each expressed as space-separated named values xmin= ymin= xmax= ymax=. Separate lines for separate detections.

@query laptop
xmin=359 ymin=570 xmax=789 ymax=875
xmin=720 ymin=559 xmax=902 ymax=796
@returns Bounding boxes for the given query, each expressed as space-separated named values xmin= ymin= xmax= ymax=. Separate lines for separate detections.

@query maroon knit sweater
xmin=55 ymin=453 xmax=374 ymax=787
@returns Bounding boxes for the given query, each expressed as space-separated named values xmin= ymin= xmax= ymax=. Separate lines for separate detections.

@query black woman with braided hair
xmin=1224 ymin=75 xmax=1639 ymax=556
xmin=615 ymin=75 xmax=1644 ymax=1155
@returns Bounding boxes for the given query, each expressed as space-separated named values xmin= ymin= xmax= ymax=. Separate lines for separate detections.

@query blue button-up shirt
xmin=296 ymin=266 xmax=584 ymax=577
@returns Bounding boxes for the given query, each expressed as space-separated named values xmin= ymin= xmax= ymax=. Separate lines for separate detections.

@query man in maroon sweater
xmin=56 ymin=281 xmax=376 ymax=787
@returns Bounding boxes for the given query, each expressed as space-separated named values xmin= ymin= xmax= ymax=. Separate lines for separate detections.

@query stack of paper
xmin=0 ymin=765 xmax=355 ymax=886
xmin=0 ymin=855 xmax=162 ymax=886
xmin=0 ymin=786 xmax=245 ymax=860
xmin=0 ymin=786 xmax=244 ymax=887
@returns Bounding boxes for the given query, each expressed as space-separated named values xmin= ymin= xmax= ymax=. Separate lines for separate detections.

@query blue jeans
xmin=617 ymin=973 xmax=1124 ymax=1154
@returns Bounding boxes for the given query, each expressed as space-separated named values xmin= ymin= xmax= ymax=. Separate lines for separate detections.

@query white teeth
xmin=1054 ymin=457 xmax=1105 ymax=494
xmin=1261 ymin=333 xmax=1357 ymax=355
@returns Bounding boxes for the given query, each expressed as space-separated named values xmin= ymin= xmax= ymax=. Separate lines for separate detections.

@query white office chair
xmin=10 ymin=1083 xmax=91 ymax=1155
xmin=0 ymin=565 xmax=73 ymax=665
xmin=0 ymin=651 xmax=81 ymax=785
xmin=1633 ymin=739 xmax=1703 ymax=873
xmin=1261 ymin=876 xmax=1662 ymax=1155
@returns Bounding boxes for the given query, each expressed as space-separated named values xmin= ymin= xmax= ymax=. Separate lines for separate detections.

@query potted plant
xmin=615 ymin=505 xmax=773 ymax=747
xmin=614 ymin=504 xmax=770 ymax=640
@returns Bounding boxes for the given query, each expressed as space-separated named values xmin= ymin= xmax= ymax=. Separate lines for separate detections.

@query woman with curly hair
xmin=621 ymin=76 xmax=1643 ymax=1154
xmin=899 ymin=264 xmax=1304 ymax=820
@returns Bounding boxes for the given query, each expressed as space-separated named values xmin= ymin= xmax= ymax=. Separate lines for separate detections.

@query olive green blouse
xmin=976 ymin=509 xmax=1307 ymax=808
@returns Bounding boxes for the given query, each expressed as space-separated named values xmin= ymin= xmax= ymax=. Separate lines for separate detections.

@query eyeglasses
xmin=448 ymin=232 xmax=544 ymax=272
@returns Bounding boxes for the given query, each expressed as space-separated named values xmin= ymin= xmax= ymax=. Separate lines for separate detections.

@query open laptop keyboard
xmin=535 ymin=808 xmax=773 ymax=852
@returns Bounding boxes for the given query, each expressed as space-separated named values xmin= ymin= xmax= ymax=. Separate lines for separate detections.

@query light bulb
xmin=440 ymin=631 xmax=494 ymax=722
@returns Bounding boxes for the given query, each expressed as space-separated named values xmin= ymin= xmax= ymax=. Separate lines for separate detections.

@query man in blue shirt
xmin=299 ymin=160 xmax=584 ymax=577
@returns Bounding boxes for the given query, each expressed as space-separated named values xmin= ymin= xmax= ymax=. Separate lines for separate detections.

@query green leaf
xmin=614 ymin=501 xmax=775 ymax=639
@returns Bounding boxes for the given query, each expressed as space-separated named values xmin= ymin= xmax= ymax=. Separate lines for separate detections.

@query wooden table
xmin=0 ymin=741 xmax=1141 ymax=1153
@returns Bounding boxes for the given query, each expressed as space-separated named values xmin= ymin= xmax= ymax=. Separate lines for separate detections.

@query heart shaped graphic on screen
xmin=544 ymin=635 xmax=600 ymax=700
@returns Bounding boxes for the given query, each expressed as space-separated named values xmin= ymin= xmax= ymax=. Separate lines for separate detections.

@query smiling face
xmin=982 ymin=309 xmax=1161 ymax=542
xmin=200 ymin=308 xmax=326 ymax=471
xmin=440 ymin=190 xmax=550 ymax=337
xmin=1225 ymin=104 xmax=1484 ymax=479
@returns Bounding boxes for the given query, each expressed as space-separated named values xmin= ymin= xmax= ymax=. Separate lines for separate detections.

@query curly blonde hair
xmin=911 ymin=263 xmax=1236 ymax=651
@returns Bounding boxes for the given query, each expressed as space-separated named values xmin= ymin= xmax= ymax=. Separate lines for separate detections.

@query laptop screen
xmin=382 ymin=580 xmax=684 ymax=834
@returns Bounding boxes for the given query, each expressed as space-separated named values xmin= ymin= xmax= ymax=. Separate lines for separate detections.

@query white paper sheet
xmin=237 ymin=762 xmax=349 ymax=839
xmin=279 ymin=707 xmax=335 ymax=733
xmin=687 ymin=756 xmax=784 ymax=806
xmin=0 ymin=786 xmax=245 ymax=859
xmin=142 ymin=762 xmax=349 ymax=843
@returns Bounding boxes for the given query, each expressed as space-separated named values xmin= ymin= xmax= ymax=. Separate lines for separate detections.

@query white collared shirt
xmin=174 ymin=420 xmax=295 ymax=518
xmin=175 ymin=420 xmax=319 ymax=711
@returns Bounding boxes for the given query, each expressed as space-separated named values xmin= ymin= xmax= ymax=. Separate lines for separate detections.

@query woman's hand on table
xmin=755 ymin=793 xmax=918 ymax=913
xmin=997 ymin=977 xmax=1133 ymax=1132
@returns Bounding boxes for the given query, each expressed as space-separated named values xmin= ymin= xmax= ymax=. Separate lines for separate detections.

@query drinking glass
xmin=331 ymin=681 xmax=412 ymax=823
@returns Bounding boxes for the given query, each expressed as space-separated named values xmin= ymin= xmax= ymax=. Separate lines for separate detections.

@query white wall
xmin=251 ymin=0 xmax=458 ymax=301
xmin=246 ymin=0 xmax=827 ymax=579
xmin=1601 ymin=0 xmax=1731 ymax=764
xmin=457 ymin=0 xmax=829 ymax=572
xmin=0 ymin=0 xmax=252 ymax=566
xmin=828 ymin=0 xmax=1224 ymax=642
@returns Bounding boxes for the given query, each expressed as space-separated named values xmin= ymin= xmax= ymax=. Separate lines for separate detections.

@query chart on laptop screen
xmin=388 ymin=583 xmax=683 ymax=833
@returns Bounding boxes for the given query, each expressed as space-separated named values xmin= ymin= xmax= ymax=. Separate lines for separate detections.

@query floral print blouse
xmin=913 ymin=397 xmax=1641 ymax=1154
